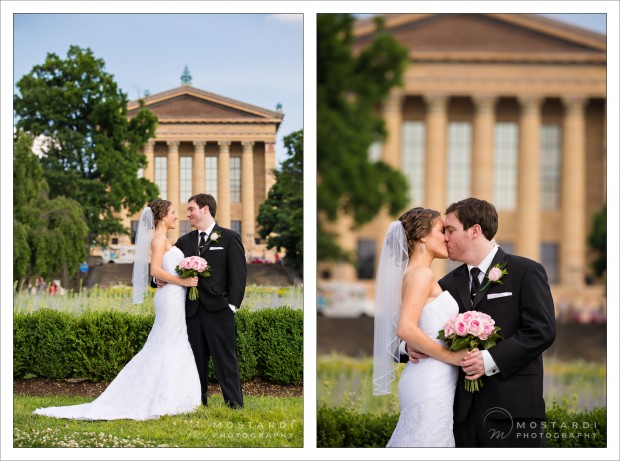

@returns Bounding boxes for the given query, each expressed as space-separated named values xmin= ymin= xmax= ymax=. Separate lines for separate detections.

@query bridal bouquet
xmin=175 ymin=256 xmax=211 ymax=301
xmin=437 ymin=311 xmax=503 ymax=392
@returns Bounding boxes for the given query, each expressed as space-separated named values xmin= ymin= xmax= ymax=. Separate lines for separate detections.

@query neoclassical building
xmin=319 ymin=14 xmax=606 ymax=311
xmin=106 ymin=77 xmax=283 ymax=261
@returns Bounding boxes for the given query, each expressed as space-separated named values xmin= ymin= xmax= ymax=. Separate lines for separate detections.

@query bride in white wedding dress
xmin=373 ymin=208 xmax=468 ymax=447
xmin=34 ymin=200 xmax=202 ymax=420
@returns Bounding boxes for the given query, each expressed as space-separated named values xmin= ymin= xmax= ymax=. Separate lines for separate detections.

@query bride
xmin=373 ymin=207 xmax=468 ymax=447
xmin=34 ymin=199 xmax=202 ymax=420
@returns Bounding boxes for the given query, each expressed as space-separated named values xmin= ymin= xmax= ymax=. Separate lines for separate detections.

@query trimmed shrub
xmin=14 ymin=309 xmax=75 ymax=379
xmin=70 ymin=311 xmax=155 ymax=381
xmin=14 ymin=307 xmax=301 ymax=384
xmin=253 ymin=307 xmax=303 ymax=384
xmin=545 ymin=401 xmax=606 ymax=447
xmin=317 ymin=405 xmax=397 ymax=447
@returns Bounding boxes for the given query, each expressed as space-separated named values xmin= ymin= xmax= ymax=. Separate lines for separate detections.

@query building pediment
xmin=128 ymin=86 xmax=283 ymax=127
xmin=354 ymin=13 xmax=606 ymax=63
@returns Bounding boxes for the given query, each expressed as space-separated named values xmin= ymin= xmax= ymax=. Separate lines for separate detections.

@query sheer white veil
xmin=372 ymin=221 xmax=409 ymax=395
xmin=132 ymin=207 xmax=154 ymax=304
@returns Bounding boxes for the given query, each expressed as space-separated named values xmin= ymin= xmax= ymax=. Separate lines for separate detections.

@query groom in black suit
xmin=405 ymin=198 xmax=556 ymax=447
xmin=175 ymin=193 xmax=246 ymax=408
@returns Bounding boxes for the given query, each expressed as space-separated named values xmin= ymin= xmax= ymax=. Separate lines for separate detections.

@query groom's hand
xmin=154 ymin=277 xmax=167 ymax=289
xmin=405 ymin=343 xmax=429 ymax=363
xmin=462 ymin=348 xmax=484 ymax=380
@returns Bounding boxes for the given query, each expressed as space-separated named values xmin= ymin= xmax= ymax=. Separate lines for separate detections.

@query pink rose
xmin=210 ymin=233 xmax=219 ymax=241
xmin=444 ymin=325 xmax=455 ymax=337
xmin=454 ymin=320 xmax=468 ymax=337
xmin=488 ymin=267 xmax=503 ymax=282
xmin=479 ymin=323 xmax=496 ymax=340
xmin=191 ymin=259 xmax=200 ymax=271
xmin=467 ymin=319 xmax=484 ymax=337
xmin=461 ymin=312 xmax=474 ymax=322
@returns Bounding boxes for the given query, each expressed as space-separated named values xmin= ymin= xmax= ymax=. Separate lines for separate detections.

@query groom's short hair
xmin=445 ymin=198 xmax=498 ymax=241
xmin=189 ymin=193 xmax=217 ymax=218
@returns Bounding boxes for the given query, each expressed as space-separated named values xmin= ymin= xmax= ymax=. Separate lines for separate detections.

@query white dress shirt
xmin=197 ymin=222 xmax=216 ymax=247
xmin=469 ymin=245 xmax=501 ymax=376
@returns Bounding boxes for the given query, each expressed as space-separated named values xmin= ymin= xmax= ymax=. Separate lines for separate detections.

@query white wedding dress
xmin=34 ymin=246 xmax=201 ymax=420
xmin=387 ymin=291 xmax=459 ymax=447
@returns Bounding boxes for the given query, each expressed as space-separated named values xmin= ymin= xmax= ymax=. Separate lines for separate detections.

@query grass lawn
xmin=13 ymin=394 xmax=302 ymax=448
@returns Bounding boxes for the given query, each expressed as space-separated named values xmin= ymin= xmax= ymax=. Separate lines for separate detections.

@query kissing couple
xmin=373 ymin=197 xmax=556 ymax=447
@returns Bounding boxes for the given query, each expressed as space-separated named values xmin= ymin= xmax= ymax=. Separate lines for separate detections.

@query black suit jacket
xmin=439 ymin=248 xmax=556 ymax=422
xmin=175 ymin=224 xmax=247 ymax=317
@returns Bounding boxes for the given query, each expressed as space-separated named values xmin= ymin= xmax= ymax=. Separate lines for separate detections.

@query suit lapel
xmin=455 ymin=265 xmax=472 ymax=312
xmin=472 ymin=248 xmax=507 ymax=311
xmin=188 ymin=229 xmax=200 ymax=256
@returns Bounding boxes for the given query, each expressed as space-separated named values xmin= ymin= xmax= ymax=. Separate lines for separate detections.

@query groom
xmin=172 ymin=193 xmax=246 ymax=408
xmin=404 ymin=198 xmax=556 ymax=447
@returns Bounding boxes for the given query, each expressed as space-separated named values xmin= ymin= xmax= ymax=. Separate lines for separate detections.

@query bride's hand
xmin=181 ymin=276 xmax=199 ymax=287
xmin=451 ymin=348 xmax=470 ymax=366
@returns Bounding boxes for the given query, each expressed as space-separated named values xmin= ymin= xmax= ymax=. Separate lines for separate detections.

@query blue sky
xmin=539 ymin=13 xmax=606 ymax=34
xmin=12 ymin=13 xmax=303 ymax=164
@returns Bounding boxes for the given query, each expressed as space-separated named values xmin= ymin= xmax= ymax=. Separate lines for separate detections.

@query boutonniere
xmin=480 ymin=263 xmax=508 ymax=292
xmin=209 ymin=231 xmax=221 ymax=243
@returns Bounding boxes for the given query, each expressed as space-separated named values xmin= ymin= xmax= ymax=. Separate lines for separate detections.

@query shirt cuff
xmin=482 ymin=350 xmax=500 ymax=376
xmin=229 ymin=304 xmax=237 ymax=313
xmin=398 ymin=340 xmax=407 ymax=356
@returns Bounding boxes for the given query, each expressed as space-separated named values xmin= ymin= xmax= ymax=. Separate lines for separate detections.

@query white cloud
xmin=267 ymin=14 xmax=303 ymax=25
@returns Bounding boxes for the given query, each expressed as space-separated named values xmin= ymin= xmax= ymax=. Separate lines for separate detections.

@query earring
xmin=422 ymin=242 xmax=426 ymax=252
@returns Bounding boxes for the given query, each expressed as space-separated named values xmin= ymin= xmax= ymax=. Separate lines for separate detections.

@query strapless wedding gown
xmin=387 ymin=291 xmax=459 ymax=447
xmin=34 ymin=246 xmax=201 ymax=420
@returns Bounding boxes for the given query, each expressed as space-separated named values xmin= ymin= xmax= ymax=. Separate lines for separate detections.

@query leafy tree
xmin=257 ymin=130 xmax=303 ymax=273
xmin=13 ymin=130 xmax=88 ymax=285
xmin=14 ymin=45 xmax=158 ymax=250
xmin=317 ymin=14 xmax=409 ymax=261
xmin=588 ymin=206 xmax=606 ymax=278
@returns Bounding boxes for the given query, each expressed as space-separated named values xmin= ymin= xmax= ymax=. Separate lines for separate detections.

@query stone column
xmin=423 ymin=93 xmax=448 ymax=278
xmin=560 ymin=96 xmax=587 ymax=287
xmin=472 ymin=95 xmax=497 ymax=201
xmin=144 ymin=140 xmax=155 ymax=181
xmin=382 ymin=89 xmax=404 ymax=168
xmin=241 ymin=141 xmax=256 ymax=251
xmin=166 ymin=140 xmax=180 ymax=241
xmin=193 ymin=141 xmax=206 ymax=196
xmin=515 ymin=96 xmax=543 ymax=262
xmin=265 ymin=141 xmax=277 ymax=195
xmin=217 ymin=141 xmax=231 ymax=228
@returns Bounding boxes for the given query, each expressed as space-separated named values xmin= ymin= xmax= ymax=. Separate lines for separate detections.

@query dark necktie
xmin=470 ymin=267 xmax=481 ymax=303
xmin=199 ymin=231 xmax=207 ymax=250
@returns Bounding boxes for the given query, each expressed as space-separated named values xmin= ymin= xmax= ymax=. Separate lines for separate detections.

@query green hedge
xmin=14 ymin=307 xmax=302 ymax=385
xmin=317 ymin=404 xmax=607 ymax=448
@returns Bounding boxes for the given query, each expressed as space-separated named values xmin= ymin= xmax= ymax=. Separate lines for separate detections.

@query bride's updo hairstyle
xmin=399 ymin=207 xmax=440 ymax=255
xmin=148 ymin=199 xmax=172 ymax=226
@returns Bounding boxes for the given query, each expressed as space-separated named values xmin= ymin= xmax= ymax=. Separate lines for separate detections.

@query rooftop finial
xmin=181 ymin=66 xmax=192 ymax=86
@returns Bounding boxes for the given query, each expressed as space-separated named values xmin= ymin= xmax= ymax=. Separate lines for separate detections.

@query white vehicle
xmin=317 ymin=281 xmax=374 ymax=318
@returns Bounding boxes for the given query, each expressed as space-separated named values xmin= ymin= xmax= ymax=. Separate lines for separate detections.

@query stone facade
xmin=107 ymin=84 xmax=282 ymax=261
xmin=319 ymin=14 xmax=606 ymax=312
